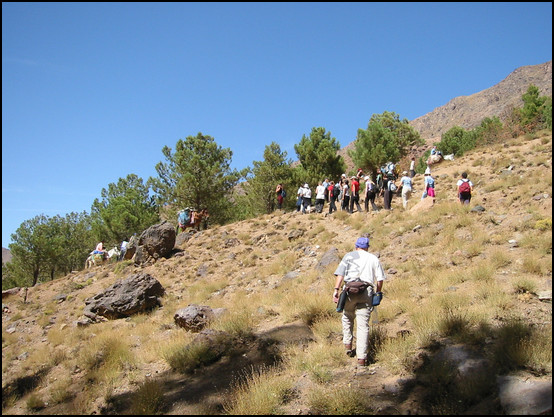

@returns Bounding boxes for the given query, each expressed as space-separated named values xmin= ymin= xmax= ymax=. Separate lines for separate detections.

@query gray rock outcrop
xmin=84 ymin=273 xmax=165 ymax=320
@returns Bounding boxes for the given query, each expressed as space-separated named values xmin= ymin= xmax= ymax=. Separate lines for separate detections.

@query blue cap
xmin=355 ymin=237 xmax=369 ymax=249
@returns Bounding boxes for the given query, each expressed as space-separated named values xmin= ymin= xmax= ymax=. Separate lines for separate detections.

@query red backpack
xmin=459 ymin=180 xmax=471 ymax=193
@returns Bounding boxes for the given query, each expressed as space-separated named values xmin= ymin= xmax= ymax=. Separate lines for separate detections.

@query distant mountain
xmin=339 ymin=60 xmax=552 ymax=169
xmin=409 ymin=60 xmax=552 ymax=142
xmin=2 ymin=247 xmax=12 ymax=264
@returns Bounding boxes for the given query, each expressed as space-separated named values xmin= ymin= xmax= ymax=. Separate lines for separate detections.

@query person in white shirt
xmin=333 ymin=236 xmax=386 ymax=366
xmin=301 ymin=183 xmax=312 ymax=214
xmin=315 ymin=181 xmax=326 ymax=213
xmin=296 ymin=184 xmax=304 ymax=212
xmin=409 ymin=157 xmax=416 ymax=178
xmin=399 ymin=171 xmax=413 ymax=210
xmin=457 ymin=172 xmax=474 ymax=205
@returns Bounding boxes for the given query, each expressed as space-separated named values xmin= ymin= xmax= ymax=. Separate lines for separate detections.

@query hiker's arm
xmin=333 ymin=275 xmax=344 ymax=302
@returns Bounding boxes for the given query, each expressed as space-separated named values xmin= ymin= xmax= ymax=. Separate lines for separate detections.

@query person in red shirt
xmin=327 ymin=180 xmax=338 ymax=213
xmin=349 ymin=176 xmax=362 ymax=213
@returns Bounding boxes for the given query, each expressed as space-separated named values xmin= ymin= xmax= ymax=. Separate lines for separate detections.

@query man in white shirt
xmin=333 ymin=236 xmax=386 ymax=366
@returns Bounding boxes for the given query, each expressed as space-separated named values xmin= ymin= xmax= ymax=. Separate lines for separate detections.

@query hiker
xmin=421 ymin=172 xmax=436 ymax=202
xmin=276 ymin=183 xmax=285 ymax=210
xmin=341 ymin=178 xmax=350 ymax=211
xmin=399 ymin=171 xmax=413 ymax=210
xmin=301 ymin=183 xmax=312 ymax=214
xmin=296 ymin=184 xmax=304 ymax=212
xmin=176 ymin=208 xmax=196 ymax=235
xmin=315 ymin=181 xmax=326 ymax=213
xmin=375 ymin=168 xmax=384 ymax=194
xmin=382 ymin=176 xmax=395 ymax=210
xmin=93 ymin=241 xmax=108 ymax=258
xmin=409 ymin=157 xmax=416 ymax=178
xmin=322 ymin=178 xmax=330 ymax=203
xmin=327 ymin=180 xmax=338 ymax=214
xmin=349 ymin=176 xmax=362 ymax=213
xmin=332 ymin=236 xmax=386 ymax=367
xmin=363 ymin=176 xmax=379 ymax=212
xmin=457 ymin=172 xmax=473 ymax=205
xmin=119 ymin=238 xmax=128 ymax=261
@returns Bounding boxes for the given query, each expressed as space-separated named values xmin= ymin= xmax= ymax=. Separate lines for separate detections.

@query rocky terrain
xmin=2 ymin=128 xmax=552 ymax=415
xmin=2 ymin=60 xmax=552 ymax=415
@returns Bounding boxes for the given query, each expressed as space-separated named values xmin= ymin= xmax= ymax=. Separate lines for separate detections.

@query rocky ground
xmin=2 ymin=132 xmax=552 ymax=415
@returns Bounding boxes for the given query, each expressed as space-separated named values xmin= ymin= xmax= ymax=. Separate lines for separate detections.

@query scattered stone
xmin=497 ymin=375 xmax=552 ymax=415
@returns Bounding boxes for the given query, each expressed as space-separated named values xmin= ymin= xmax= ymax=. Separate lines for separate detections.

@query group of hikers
xmin=89 ymin=207 xmax=211 ymax=268
xmin=276 ymin=159 xmax=474 ymax=213
xmin=90 ymin=239 xmax=129 ymax=263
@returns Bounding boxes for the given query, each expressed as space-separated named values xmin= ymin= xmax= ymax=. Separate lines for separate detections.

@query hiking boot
xmin=345 ymin=344 xmax=356 ymax=357
xmin=357 ymin=358 xmax=367 ymax=366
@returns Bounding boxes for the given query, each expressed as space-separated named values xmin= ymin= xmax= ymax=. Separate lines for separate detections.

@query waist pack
xmin=345 ymin=280 xmax=370 ymax=294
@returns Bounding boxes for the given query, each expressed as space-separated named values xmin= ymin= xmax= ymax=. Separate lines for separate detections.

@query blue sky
xmin=2 ymin=2 xmax=552 ymax=248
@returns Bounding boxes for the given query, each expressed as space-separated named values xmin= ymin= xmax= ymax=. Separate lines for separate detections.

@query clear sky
xmin=2 ymin=2 xmax=552 ymax=248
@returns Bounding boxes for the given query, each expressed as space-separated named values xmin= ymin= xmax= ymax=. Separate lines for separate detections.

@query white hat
xmin=425 ymin=167 xmax=431 ymax=175
xmin=364 ymin=176 xmax=370 ymax=181
xmin=304 ymin=183 xmax=309 ymax=188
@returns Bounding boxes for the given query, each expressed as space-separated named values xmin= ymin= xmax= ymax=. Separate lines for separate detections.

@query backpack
xmin=389 ymin=182 xmax=398 ymax=192
xmin=281 ymin=189 xmax=286 ymax=198
xmin=376 ymin=174 xmax=383 ymax=190
xmin=332 ymin=184 xmax=341 ymax=199
xmin=367 ymin=182 xmax=376 ymax=194
xmin=427 ymin=177 xmax=435 ymax=188
xmin=459 ymin=180 xmax=471 ymax=193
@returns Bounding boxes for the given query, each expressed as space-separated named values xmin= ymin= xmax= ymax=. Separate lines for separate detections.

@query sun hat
xmin=403 ymin=171 xmax=408 ymax=176
xmin=364 ymin=176 xmax=370 ymax=181
xmin=355 ymin=237 xmax=370 ymax=249
xmin=304 ymin=183 xmax=309 ymax=188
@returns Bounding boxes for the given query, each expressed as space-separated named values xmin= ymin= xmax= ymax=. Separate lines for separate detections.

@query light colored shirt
xmin=400 ymin=176 xmax=412 ymax=190
xmin=315 ymin=185 xmax=326 ymax=199
xmin=302 ymin=187 xmax=312 ymax=199
xmin=457 ymin=179 xmax=473 ymax=187
xmin=424 ymin=175 xmax=435 ymax=188
xmin=334 ymin=249 xmax=386 ymax=287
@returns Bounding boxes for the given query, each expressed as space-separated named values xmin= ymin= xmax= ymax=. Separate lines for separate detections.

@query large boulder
xmin=123 ymin=235 xmax=139 ymax=260
xmin=134 ymin=221 xmax=176 ymax=265
xmin=174 ymin=304 xmax=227 ymax=332
xmin=83 ymin=273 xmax=165 ymax=320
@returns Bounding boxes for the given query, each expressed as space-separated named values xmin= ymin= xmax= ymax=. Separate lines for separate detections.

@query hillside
xmin=2 ymin=130 xmax=552 ymax=415
xmin=2 ymin=61 xmax=551 ymax=263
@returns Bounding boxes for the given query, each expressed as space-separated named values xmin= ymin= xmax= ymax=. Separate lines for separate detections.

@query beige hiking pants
xmin=341 ymin=289 xmax=374 ymax=361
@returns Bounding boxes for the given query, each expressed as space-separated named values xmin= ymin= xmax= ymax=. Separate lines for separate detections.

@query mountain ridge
xmin=338 ymin=60 xmax=552 ymax=170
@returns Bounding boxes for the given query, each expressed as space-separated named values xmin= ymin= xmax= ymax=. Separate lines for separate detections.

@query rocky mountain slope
xmin=2 ymin=129 xmax=552 ymax=415
xmin=409 ymin=60 xmax=552 ymax=142
xmin=338 ymin=60 xmax=552 ymax=171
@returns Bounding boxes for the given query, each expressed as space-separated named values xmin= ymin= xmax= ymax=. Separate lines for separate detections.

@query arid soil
xmin=2 ymin=132 xmax=552 ymax=415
